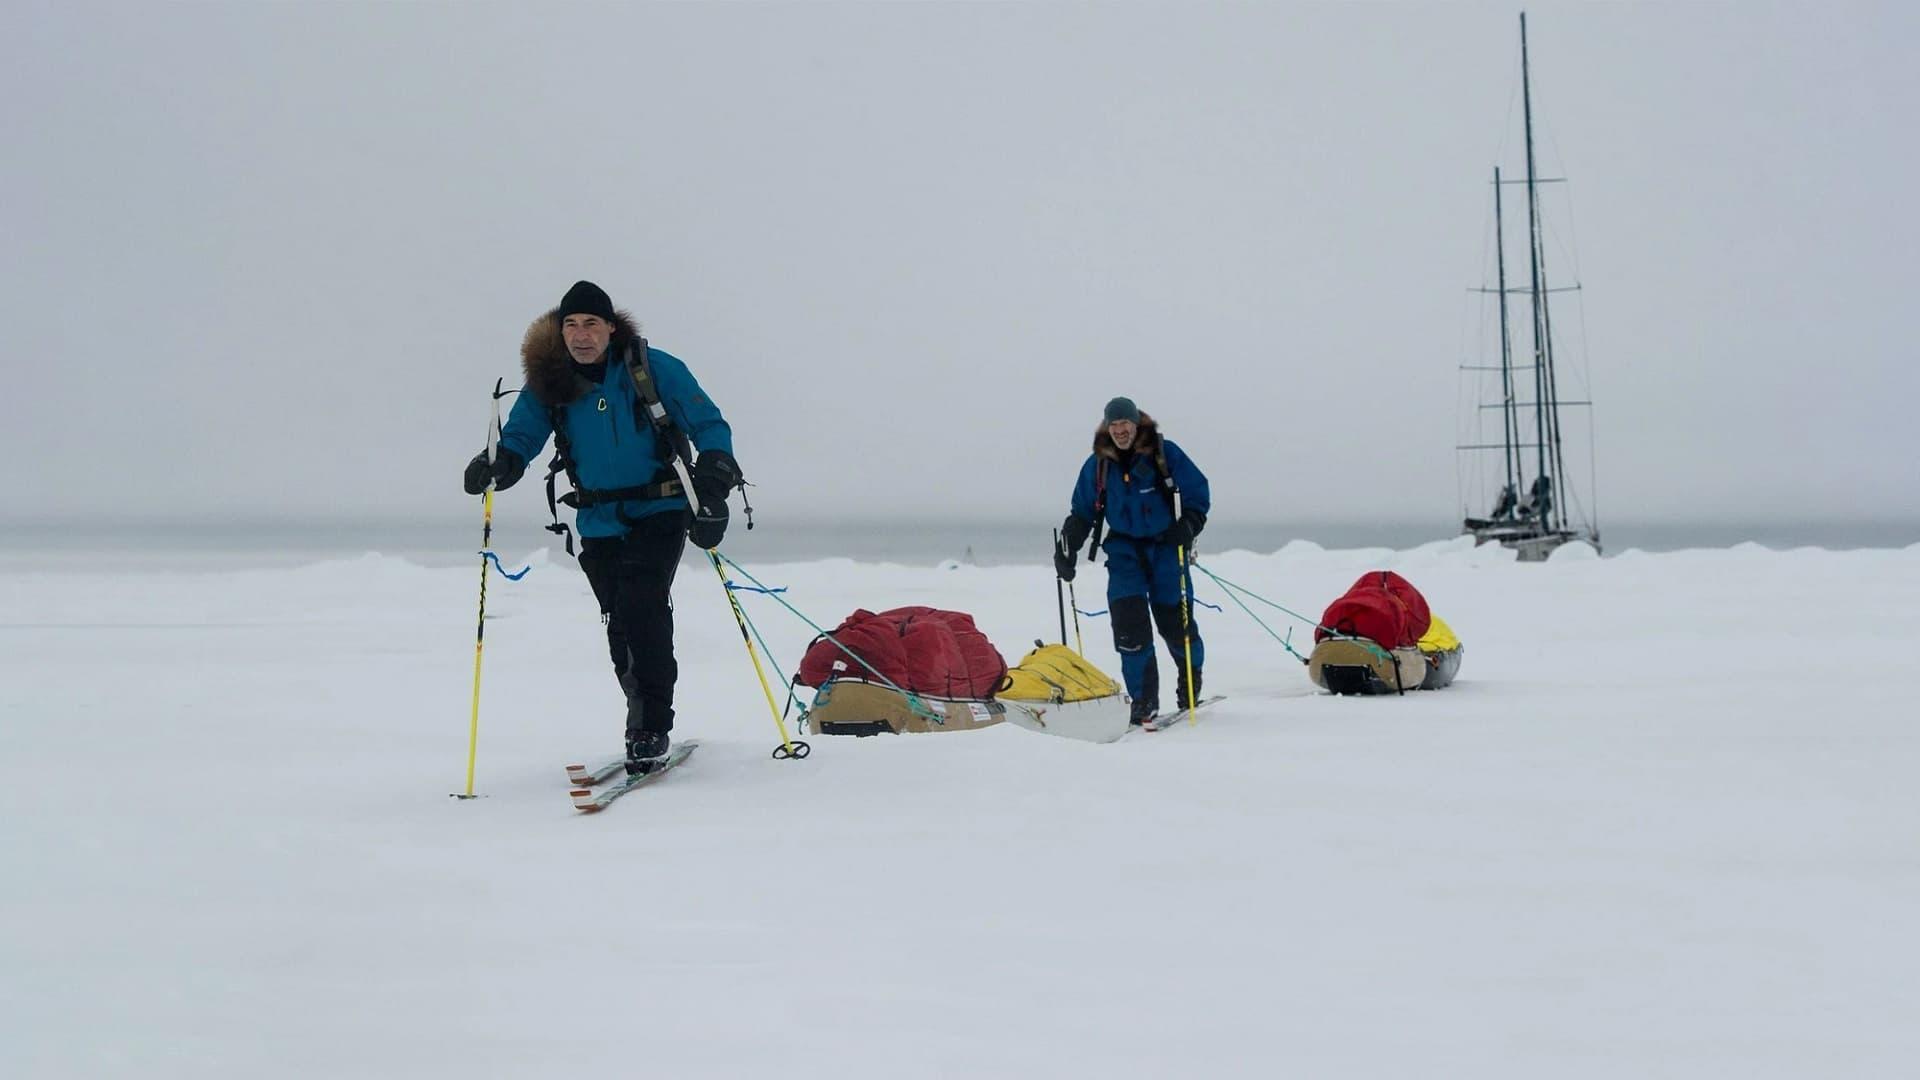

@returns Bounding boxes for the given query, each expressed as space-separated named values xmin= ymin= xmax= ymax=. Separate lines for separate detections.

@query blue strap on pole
xmin=725 ymin=581 xmax=788 ymax=596
xmin=478 ymin=551 xmax=532 ymax=581
xmin=1073 ymin=596 xmax=1220 ymax=619
xmin=730 ymin=596 xmax=806 ymax=722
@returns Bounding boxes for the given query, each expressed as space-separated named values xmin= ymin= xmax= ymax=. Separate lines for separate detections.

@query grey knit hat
xmin=1103 ymin=396 xmax=1140 ymax=425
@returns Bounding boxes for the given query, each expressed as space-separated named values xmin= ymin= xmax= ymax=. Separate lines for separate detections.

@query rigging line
xmin=735 ymin=602 xmax=806 ymax=722
xmin=1490 ymin=43 xmax=1524 ymax=185
xmin=1463 ymin=234 xmax=1505 ymax=516
xmin=1033 ymin=656 xmax=1110 ymax=696
xmin=1556 ymin=178 xmax=1596 ymax=400
xmin=1188 ymin=564 xmax=1392 ymax=665
xmin=1019 ymin=653 xmax=1112 ymax=698
xmin=1587 ymin=400 xmax=1601 ymax=538
xmin=1539 ymin=256 xmax=1573 ymax=532
xmin=1197 ymin=563 xmax=1309 ymax=664
xmin=1574 ymin=290 xmax=1601 ymax=536
xmin=716 ymin=553 xmax=944 ymax=723
xmin=1545 ymin=132 xmax=1586 ymax=276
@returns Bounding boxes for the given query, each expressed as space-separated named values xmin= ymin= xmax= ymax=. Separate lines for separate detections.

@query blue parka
xmin=500 ymin=311 xmax=732 ymax=540
xmin=1069 ymin=418 xmax=1210 ymax=542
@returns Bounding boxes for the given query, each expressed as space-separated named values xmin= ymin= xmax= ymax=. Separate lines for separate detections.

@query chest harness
xmin=540 ymin=337 xmax=689 ymax=556
xmin=1082 ymin=439 xmax=1180 ymax=563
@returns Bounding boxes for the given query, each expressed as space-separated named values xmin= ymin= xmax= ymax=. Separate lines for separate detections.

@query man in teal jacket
xmin=462 ymin=281 xmax=739 ymax=767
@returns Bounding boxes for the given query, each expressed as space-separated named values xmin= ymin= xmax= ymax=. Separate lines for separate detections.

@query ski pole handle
xmin=485 ymin=377 xmax=505 ymax=470
xmin=1052 ymin=529 xmax=1068 ymax=644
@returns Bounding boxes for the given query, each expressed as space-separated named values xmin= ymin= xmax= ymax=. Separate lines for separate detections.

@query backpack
xmin=540 ymin=337 xmax=691 ymax=554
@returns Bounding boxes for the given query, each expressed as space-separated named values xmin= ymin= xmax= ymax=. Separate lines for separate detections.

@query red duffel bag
xmin=798 ymin=606 xmax=1009 ymax=699
xmin=1315 ymin=571 xmax=1433 ymax=648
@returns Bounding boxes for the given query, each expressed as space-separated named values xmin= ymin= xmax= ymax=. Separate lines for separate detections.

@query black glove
xmin=692 ymin=450 xmax=743 ymax=505
xmin=462 ymin=449 xmax=526 ymax=495
xmin=1060 ymin=513 xmax=1092 ymax=554
xmin=1158 ymin=508 xmax=1206 ymax=549
xmin=1055 ymin=512 xmax=1093 ymax=580
xmin=688 ymin=500 xmax=728 ymax=550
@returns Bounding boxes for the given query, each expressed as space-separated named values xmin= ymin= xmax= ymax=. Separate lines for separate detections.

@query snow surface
xmin=5 ymin=539 xmax=1919 ymax=1078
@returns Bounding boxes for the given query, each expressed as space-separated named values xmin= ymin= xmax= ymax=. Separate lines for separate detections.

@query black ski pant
xmin=578 ymin=510 xmax=689 ymax=735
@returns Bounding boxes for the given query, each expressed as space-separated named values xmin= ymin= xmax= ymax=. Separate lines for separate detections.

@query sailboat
xmin=1459 ymin=12 xmax=1601 ymax=561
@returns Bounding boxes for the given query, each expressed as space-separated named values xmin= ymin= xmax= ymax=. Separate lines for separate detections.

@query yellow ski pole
xmin=706 ymin=551 xmax=809 ymax=759
xmin=668 ymin=449 xmax=808 ymax=760
xmin=457 ymin=488 xmax=494 ymax=798
xmin=1178 ymin=542 xmax=1198 ymax=724
xmin=1171 ymin=488 xmax=1198 ymax=724
xmin=455 ymin=380 xmax=505 ymax=799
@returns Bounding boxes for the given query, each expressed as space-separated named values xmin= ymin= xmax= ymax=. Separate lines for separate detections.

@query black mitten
xmin=692 ymin=450 xmax=742 ymax=504
xmin=1060 ymin=513 xmax=1092 ymax=555
xmin=462 ymin=449 xmax=526 ymax=495
xmin=688 ymin=501 xmax=729 ymax=550
xmin=1158 ymin=508 xmax=1206 ymax=549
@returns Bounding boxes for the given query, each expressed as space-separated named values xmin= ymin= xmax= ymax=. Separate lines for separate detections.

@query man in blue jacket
xmin=1055 ymin=397 xmax=1210 ymax=724
xmin=461 ymin=281 xmax=739 ymax=767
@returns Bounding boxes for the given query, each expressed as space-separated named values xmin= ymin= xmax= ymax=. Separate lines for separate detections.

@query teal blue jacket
xmin=501 ymin=340 xmax=732 ymax=539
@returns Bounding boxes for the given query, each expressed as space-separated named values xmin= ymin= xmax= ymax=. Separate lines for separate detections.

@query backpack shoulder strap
xmin=623 ymin=337 xmax=692 ymax=468
xmin=543 ymin=403 xmax=583 ymax=554
xmin=538 ymin=343 xmax=694 ymax=555
xmin=1085 ymin=458 xmax=1108 ymax=560
xmin=1152 ymin=440 xmax=1181 ymax=518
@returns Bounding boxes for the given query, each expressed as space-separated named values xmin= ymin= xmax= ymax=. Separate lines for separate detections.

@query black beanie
xmin=557 ymin=280 xmax=616 ymax=322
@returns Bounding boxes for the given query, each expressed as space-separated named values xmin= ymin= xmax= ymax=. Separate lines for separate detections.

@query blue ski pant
xmin=1102 ymin=537 xmax=1203 ymax=705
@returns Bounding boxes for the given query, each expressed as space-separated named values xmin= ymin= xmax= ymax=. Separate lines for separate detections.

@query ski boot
xmin=1128 ymin=662 xmax=1160 ymax=726
xmin=1128 ymin=695 xmax=1159 ymax=727
xmin=1173 ymin=667 xmax=1202 ymax=712
xmin=625 ymin=728 xmax=670 ymax=775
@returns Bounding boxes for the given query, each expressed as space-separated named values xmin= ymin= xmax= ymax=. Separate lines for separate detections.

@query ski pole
xmin=1056 ymin=527 xmax=1084 ymax=652
xmin=456 ymin=379 xmax=507 ymax=799
xmin=1053 ymin=528 xmax=1068 ymax=645
xmin=1173 ymin=491 xmax=1198 ymax=724
xmin=707 ymin=550 xmax=809 ymax=760
xmin=1177 ymin=545 xmax=1198 ymax=724
xmin=667 ymin=450 xmax=808 ymax=760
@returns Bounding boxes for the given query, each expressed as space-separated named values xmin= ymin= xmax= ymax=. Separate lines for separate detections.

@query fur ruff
xmin=520 ymin=307 xmax=642 ymax=406
xmin=1092 ymin=413 xmax=1161 ymax=462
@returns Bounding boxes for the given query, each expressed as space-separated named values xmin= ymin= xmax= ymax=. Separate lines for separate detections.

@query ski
xmin=565 ymin=758 xmax=630 ymax=788
xmin=1138 ymin=695 xmax=1226 ymax=733
xmin=569 ymin=741 xmax=700 ymax=812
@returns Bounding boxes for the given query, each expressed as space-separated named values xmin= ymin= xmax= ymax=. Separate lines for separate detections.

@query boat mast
xmin=1493 ymin=166 xmax=1521 ymax=506
xmin=1518 ymin=10 xmax=1564 ymax=532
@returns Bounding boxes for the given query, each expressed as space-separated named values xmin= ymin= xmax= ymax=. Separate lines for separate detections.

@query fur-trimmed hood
xmin=1092 ymin=412 xmax=1161 ymax=462
xmin=520 ymin=307 xmax=642 ymax=406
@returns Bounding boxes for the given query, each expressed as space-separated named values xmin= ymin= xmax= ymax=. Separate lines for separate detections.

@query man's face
xmin=1108 ymin=419 xmax=1137 ymax=450
xmin=562 ymin=314 xmax=614 ymax=363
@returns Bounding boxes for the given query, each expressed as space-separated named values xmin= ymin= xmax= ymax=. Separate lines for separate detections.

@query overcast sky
xmin=4 ymin=1 xmax=1914 ymax=535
